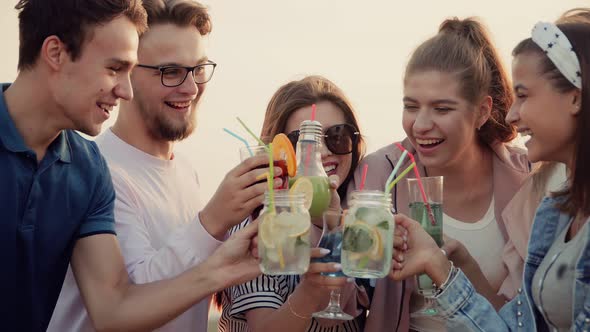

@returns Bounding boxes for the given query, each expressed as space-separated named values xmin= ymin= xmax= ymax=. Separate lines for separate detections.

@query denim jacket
xmin=436 ymin=196 xmax=590 ymax=331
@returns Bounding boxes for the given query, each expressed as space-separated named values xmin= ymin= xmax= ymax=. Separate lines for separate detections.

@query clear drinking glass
xmin=341 ymin=190 xmax=394 ymax=278
xmin=258 ymin=191 xmax=311 ymax=275
xmin=407 ymin=176 xmax=443 ymax=317
xmin=311 ymin=209 xmax=353 ymax=320
xmin=240 ymin=145 xmax=289 ymax=221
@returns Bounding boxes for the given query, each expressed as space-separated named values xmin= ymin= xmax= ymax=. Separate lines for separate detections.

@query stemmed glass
xmin=311 ymin=209 xmax=353 ymax=320
xmin=408 ymin=176 xmax=444 ymax=318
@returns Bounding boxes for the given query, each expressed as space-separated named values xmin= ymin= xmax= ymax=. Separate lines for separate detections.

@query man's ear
xmin=40 ymin=35 xmax=69 ymax=71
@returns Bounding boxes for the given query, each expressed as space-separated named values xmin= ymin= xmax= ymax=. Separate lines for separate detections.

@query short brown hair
xmin=405 ymin=17 xmax=516 ymax=145
xmin=142 ymin=0 xmax=211 ymax=35
xmin=15 ymin=0 xmax=147 ymax=71
xmin=513 ymin=16 xmax=590 ymax=216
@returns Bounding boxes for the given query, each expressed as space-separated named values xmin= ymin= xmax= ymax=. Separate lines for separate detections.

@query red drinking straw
xmin=304 ymin=104 xmax=317 ymax=176
xmin=394 ymin=143 xmax=437 ymax=226
xmin=359 ymin=164 xmax=369 ymax=190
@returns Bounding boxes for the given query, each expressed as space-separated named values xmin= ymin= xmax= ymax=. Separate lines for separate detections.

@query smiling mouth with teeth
xmin=519 ymin=130 xmax=533 ymax=137
xmin=324 ymin=164 xmax=337 ymax=173
xmin=98 ymin=103 xmax=114 ymax=113
xmin=416 ymin=138 xmax=444 ymax=147
xmin=165 ymin=101 xmax=192 ymax=109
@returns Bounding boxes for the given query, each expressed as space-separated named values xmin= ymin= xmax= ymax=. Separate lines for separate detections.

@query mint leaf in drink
xmin=376 ymin=220 xmax=389 ymax=230
xmin=355 ymin=207 xmax=371 ymax=220
xmin=358 ymin=256 xmax=370 ymax=269
xmin=295 ymin=236 xmax=308 ymax=247
xmin=342 ymin=225 xmax=374 ymax=253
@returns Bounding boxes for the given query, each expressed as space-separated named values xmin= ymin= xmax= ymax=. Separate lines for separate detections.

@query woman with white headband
xmin=390 ymin=10 xmax=590 ymax=331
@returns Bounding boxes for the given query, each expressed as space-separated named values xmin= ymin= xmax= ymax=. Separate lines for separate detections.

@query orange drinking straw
xmin=359 ymin=164 xmax=369 ymax=190
xmin=394 ymin=143 xmax=437 ymax=226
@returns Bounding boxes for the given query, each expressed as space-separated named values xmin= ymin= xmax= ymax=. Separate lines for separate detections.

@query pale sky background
xmin=0 ymin=0 xmax=586 ymax=202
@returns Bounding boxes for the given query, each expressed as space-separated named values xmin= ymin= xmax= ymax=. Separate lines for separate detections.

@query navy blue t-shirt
xmin=0 ymin=83 xmax=116 ymax=331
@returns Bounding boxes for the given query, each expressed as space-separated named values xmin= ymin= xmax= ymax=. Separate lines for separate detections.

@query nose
xmin=505 ymin=104 xmax=520 ymax=125
xmin=320 ymin=136 xmax=331 ymax=159
xmin=115 ymin=74 xmax=134 ymax=101
xmin=413 ymin=109 xmax=434 ymax=133
xmin=177 ymin=71 xmax=199 ymax=96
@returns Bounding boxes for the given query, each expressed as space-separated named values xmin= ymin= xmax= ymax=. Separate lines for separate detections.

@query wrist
xmin=425 ymin=248 xmax=452 ymax=286
xmin=295 ymin=281 xmax=328 ymax=308
xmin=191 ymin=259 xmax=226 ymax=293
xmin=199 ymin=208 xmax=227 ymax=241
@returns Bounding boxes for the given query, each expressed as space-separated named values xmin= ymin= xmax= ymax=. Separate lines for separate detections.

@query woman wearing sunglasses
xmin=217 ymin=75 xmax=369 ymax=332
xmin=347 ymin=18 xmax=532 ymax=331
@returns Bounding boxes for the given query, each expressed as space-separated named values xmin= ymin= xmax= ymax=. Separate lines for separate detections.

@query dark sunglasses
xmin=287 ymin=123 xmax=360 ymax=155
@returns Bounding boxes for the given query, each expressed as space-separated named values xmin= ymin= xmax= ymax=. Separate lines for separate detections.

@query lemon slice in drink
xmin=273 ymin=212 xmax=310 ymax=238
xmin=289 ymin=177 xmax=313 ymax=210
xmin=258 ymin=214 xmax=276 ymax=249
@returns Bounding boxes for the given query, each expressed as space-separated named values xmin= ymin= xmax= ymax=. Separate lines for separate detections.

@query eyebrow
xmin=513 ymin=84 xmax=528 ymax=91
xmin=402 ymin=97 xmax=459 ymax=105
xmin=107 ymin=58 xmax=134 ymax=69
xmin=156 ymin=57 xmax=211 ymax=67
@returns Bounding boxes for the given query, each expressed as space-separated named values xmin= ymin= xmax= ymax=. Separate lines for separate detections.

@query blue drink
xmin=313 ymin=232 xmax=345 ymax=277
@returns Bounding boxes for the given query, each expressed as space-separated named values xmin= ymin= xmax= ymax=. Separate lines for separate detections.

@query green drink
xmin=407 ymin=176 xmax=443 ymax=317
xmin=409 ymin=202 xmax=443 ymax=293
xmin=292 ymin=120 xmax=332 ymax=218
xmin=409 ymin=202 xmax=443 ymax=246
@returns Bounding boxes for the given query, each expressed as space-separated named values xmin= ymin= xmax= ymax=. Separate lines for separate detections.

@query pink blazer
xmin=346 ymin=138 xmax=530 ymax=332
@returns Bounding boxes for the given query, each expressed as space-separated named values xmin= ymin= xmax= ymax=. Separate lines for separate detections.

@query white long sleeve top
xmin=48 ymin=128 xmax=223 ymax=332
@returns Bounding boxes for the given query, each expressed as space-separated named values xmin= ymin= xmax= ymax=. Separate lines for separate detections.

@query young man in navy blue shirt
xmin=1 ymin=1 xmax=261 ymax=330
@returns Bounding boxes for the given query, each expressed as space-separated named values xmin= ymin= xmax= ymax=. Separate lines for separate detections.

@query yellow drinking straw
xmin=236 ymin=117 xmax=275 ymax=213
xmin=387 ymin=162 xmax=416 ymax=193
xmin=385 ymin=150 xmax=408 ymax=195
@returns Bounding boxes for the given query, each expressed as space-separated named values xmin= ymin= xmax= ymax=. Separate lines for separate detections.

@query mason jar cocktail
xmin=258 ymin=191 xmax=311 ymax=275
xmin=341 ymin=190 xmax=394 ymax=278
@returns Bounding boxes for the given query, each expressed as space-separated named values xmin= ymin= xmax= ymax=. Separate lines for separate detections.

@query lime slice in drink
xmin=290 ymin=177 xmax=313 ymax=210
xmin=343 ymin=220 xmax=383 ymax=260
xmin=342 ymin=221 xmax=374 ymax=253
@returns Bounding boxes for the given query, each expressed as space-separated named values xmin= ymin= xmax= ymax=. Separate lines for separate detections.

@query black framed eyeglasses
xmin=287 ymin=123 xmax=360 ymax=155
xmin=136 ymin=61 xmax=217 ymax=87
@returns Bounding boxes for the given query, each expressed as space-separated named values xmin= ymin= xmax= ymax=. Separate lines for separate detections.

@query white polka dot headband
xmin=531 ymin=21 xmax=582 ymax=89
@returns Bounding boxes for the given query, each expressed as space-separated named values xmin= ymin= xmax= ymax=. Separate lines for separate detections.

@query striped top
xmin=218 ymin=220 xmax=362 ymax=332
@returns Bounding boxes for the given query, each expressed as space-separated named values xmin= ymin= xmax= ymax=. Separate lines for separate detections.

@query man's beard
xmin=137 ymin=99 xmax=197 ymax=142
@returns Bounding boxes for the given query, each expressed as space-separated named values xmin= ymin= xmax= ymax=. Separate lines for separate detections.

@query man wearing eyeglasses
xmin=49 ymin=1 xmax=278 ymax=331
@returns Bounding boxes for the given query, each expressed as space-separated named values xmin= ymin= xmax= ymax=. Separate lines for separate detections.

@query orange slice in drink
xmin=272 ymin=133 xmax=297 ymax=177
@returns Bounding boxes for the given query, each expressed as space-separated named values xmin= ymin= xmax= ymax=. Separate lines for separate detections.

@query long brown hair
xmin=213 ymin=76 xmax=366 ymax=310
xmin=260 ymin=75 xmax=366 ymax=201
xmin=405 ymin=17 xmax=516 ymax=145
xmin=512 ymin=16 xmax=590 ymax=216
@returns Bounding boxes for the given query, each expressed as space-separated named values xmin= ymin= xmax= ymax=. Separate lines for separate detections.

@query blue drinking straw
xmin=385 ymin=150 xmax=408 ymax=194
xmin=223 ymin=128 xmax=253 ymax=157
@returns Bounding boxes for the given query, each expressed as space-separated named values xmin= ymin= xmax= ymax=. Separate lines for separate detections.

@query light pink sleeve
xmin=111 ymin=169 xmax=223 ymax=284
